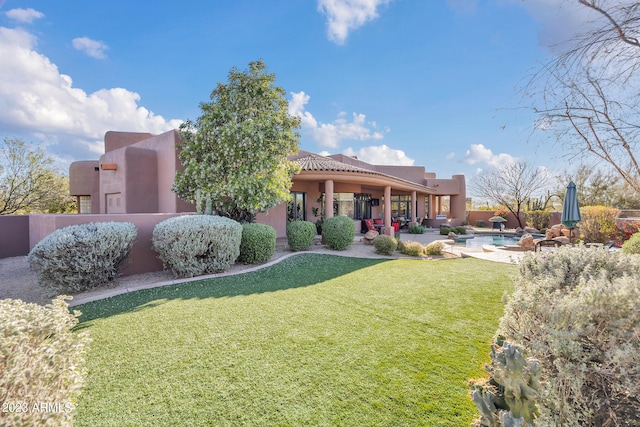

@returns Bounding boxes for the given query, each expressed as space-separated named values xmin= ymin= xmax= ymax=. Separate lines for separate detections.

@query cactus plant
xmin=470 ymin=340 xmax=540 ymax=427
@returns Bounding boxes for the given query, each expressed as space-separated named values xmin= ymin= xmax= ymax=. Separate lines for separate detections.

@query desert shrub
xmin=399 ymin=240 xmax=423 ymax=256
xmin=27 ymin=222 xmax=137 ymax=294
xmin=622 ymin=232 xmax=640 ymax=254
xmin=453 ymin=226 xmax=467 ymax=234
xmin=394 ymin=232 xmax=401 ymax=242
xmin=475 ymin=219 xmax=486 ymax=228
xmin=579 ymin=205 xmax=620 ymax=243
xmin=615 ymin=220 xmax=640 ymax=246
xmin=408 ymin=224 xmax=426 ymax=234
xmin=322 ymin=215 xmax=355 ymax=250
xmin=490 ymin=246 xmax=640 ymax=426
xmin=238 ymin=223 xmax=275 ymax=264
xmin=526 ymin=209 xmax=551 ymax=231
xmin=373 ymin=235 xmax=397 ymax=255
xmin=0 ymin=296 xmax=91 ymax=427
xmin=286 ymin=220 xmax=317 ymax=251
xmin=424 ymin=241 xmax=445 ymax=255
xmin=152 ymin=215 xmax=242 ymax=277
xmin=440 ymin=226 xmax=451 ymax=235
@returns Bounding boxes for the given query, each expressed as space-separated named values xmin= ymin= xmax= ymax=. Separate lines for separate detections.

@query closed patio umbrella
xmin=561 ymin=181 xmax=581 ymax=243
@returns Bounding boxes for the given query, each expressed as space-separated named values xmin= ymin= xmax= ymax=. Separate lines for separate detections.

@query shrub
xmin=526 ymin=209 xmax=551 ymax=231
xmin=475 ymin=220 xmax=486 ymax=228
xmin=440 ymin=226 xmax=451 ymax=235
xmin=424 ymin=241 xmax=444 ymax=255
xmin=238 ymin=223 xmax=276 ymax=264
xmin=487 ymin=246 xmax=640 ymax=426
xmin=579 ymin=205 xmax=620 ymax=243
xmin=399 ymin=240 xmax=423 ymax=256
xmin=152 ymin=215 xmax=242 ymax=277
xmin=373 ymin=235 xmax=397 ymax=255
xmin=322 ymin=215 xmax=355 ymax=250
xmin=615 ymin=220 xmax=640 ymax=246
xmin=286 ymin=220 xmax=317 ymax=251
xmin=453 ymin=226 xmax=467 ymax=234
xmin=0 ymin=296 xmax=91 ymax=427
xmin=408 ymin=224 xmax=426 ymax=234
xmin=622 ymin=232 xmax=640 ymax=254
xmin=494 ymin=209 xmax=509 ymax=219
xmin=27 ymin=222 xmax=137 ymax=294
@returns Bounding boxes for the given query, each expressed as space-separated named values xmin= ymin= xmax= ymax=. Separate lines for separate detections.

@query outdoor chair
xmin=535 ymin=239 xmax=562 ymax=252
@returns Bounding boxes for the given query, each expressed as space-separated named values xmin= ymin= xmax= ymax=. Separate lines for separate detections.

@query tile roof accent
xmin=294 ymin=153 xmax=435 ymax=192
xmin=295 ymin=153 xmax=379 ymax=175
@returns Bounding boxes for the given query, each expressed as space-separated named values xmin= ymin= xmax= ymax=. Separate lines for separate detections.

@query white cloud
xmin=5 ymin=8 xmax=44 ymax=24
xmin=445 ymin=152 xmax=455 ymax=160
xmin=317 ymin=0 xmax=392 ymax=44
xmin=0 ymin=27 xmax=182 ymax=160
xmin=72 ymin=36 xmax=108 ymax=59
xmin=289 ymin=91 xmax=385 ymax=149
xmin=461 ymin=144 xmax=518 ymax=167
xmin=343 ymin=144 xmax=414 ymax=166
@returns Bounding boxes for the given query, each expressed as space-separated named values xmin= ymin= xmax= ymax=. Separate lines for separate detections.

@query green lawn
xmin=74 ymin=254 xmax=516 ymax=426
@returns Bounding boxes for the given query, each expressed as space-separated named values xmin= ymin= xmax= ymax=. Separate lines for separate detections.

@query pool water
xmin=461 ymin=234 xmax=522 ymax=248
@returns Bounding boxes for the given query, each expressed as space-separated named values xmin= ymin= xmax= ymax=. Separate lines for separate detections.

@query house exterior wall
xmin=68 ymin=161 xmax=100 ymax=213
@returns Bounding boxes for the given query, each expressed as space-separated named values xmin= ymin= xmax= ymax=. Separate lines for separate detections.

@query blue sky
xmin=0 ymin=0 xmax=593 ymax=180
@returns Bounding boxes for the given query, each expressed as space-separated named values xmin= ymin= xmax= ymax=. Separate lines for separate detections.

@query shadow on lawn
xmin=75 ymin=253 xmax=390 ymax=324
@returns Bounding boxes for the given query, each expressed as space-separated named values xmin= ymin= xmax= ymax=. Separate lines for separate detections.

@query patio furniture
xmin=535 ymin=239 xmax=563 ymax=252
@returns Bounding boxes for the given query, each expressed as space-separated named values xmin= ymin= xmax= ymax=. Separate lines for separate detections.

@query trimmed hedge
xmin=286 ymin=220 xmax=317 ymax=251
xmin=239 ymin=223 xmax=276 ymax=264
xmin=373 ymin=235 xmax=397 ymax=255
xmin=152 ymin=215 xmax=242 ymax=277
xmin=322 ymin=215 xmax=355 ymax=250
xmin=27 ymin=222 xmax=137 ymax=294
xmin=0 ymin=296 xmax=90 ymax=427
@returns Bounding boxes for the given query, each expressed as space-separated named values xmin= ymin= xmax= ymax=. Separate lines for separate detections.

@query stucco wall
xmin=69 ymin=161 xmax=100 ymax=213
xmin=0 ymin=215 xmax=30 ymax=258
xmin=104 ymin=131 xmax=153 ymax=153
xmin=28 ymin=213 xmax=193 ymax=276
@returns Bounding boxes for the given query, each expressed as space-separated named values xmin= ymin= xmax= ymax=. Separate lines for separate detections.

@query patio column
xmin=382 ymin=185 xmax=393 ymax=236
xmin=410 ymin=191 xmax=417 ymax=226
xmin=325 ymin=179 xmax=334 ymax=218
xmin=427 ymin=195 xmax=434 ymax=219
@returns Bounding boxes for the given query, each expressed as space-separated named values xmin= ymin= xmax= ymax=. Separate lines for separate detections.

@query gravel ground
xmin=1 ymin=234 xmax=458 ymax=307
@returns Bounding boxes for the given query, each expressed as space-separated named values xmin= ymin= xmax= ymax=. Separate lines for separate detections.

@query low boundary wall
xmin=0 ymin=215 xmax=30 ymax=258
xmin=467 ymin=210 xmax=562 ymax=229
xmin=28 ymin=213 xmax=193 ymax=276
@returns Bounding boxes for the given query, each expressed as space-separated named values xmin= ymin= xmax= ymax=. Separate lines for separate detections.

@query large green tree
xmin=0 ymin=138 xmax=76 ymax=215
xmin=173 ymin=60 xmax=301 ymax=222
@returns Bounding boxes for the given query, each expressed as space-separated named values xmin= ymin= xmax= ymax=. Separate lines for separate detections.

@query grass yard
xmin=73 ymin=254 xmax=516 ymax=426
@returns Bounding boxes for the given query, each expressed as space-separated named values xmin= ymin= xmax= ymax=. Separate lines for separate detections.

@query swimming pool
xmin=460 ymin=234 xmax=522 ymax=248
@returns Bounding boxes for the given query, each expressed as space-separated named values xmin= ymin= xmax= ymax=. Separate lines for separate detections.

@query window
xmin=78 ymin=196 xmax=91 ymax=213
xmin=389 ymin=195 xmax=411 ymax=219
xmin=287 ymin=192 xmax=306 ymax=221
xmin=334 ymin=193 xmax=355 ymax=218
xmin=354 ymin=193 xmax=371 ymax=219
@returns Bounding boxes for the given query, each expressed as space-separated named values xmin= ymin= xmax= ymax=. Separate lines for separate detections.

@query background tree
xmin=173 ymin=60 xmax=301 ymax=222
xmin=0 ymin=138 xmax=76 ymax=215
xmin=470 ymin=160 xmax=554 ymax=228
xmin=529 ymin=1 xmax=640 ymax=194
xmin=557 ymin=165 xmax=640 ymax=209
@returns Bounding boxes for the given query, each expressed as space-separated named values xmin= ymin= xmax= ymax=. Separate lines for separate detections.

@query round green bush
xmin=408 ymin=224 xmax=426 ymax=234
xmin=152 ymin=215 xmax=242 ymax=278
xmin=239 ymin=223 xmax=276 ymax=264
xmin=440 ymin=226 xmax=451 ymax=235
xmin=373 ymin=235 xmax=398 ymax=255
xmin=27 ymin=221 xmax=137 ymax=294
xmin=286 ymin=220 xmax=317 ymax=251
xmin=622 ymin=232 xmax=640 ymax=254
xmin=322 ymin=215 xmax=356 ymax=250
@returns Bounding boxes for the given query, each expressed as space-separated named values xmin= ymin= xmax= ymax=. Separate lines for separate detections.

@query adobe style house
xmin=69 ymin=130 xmax=466 ymax=237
